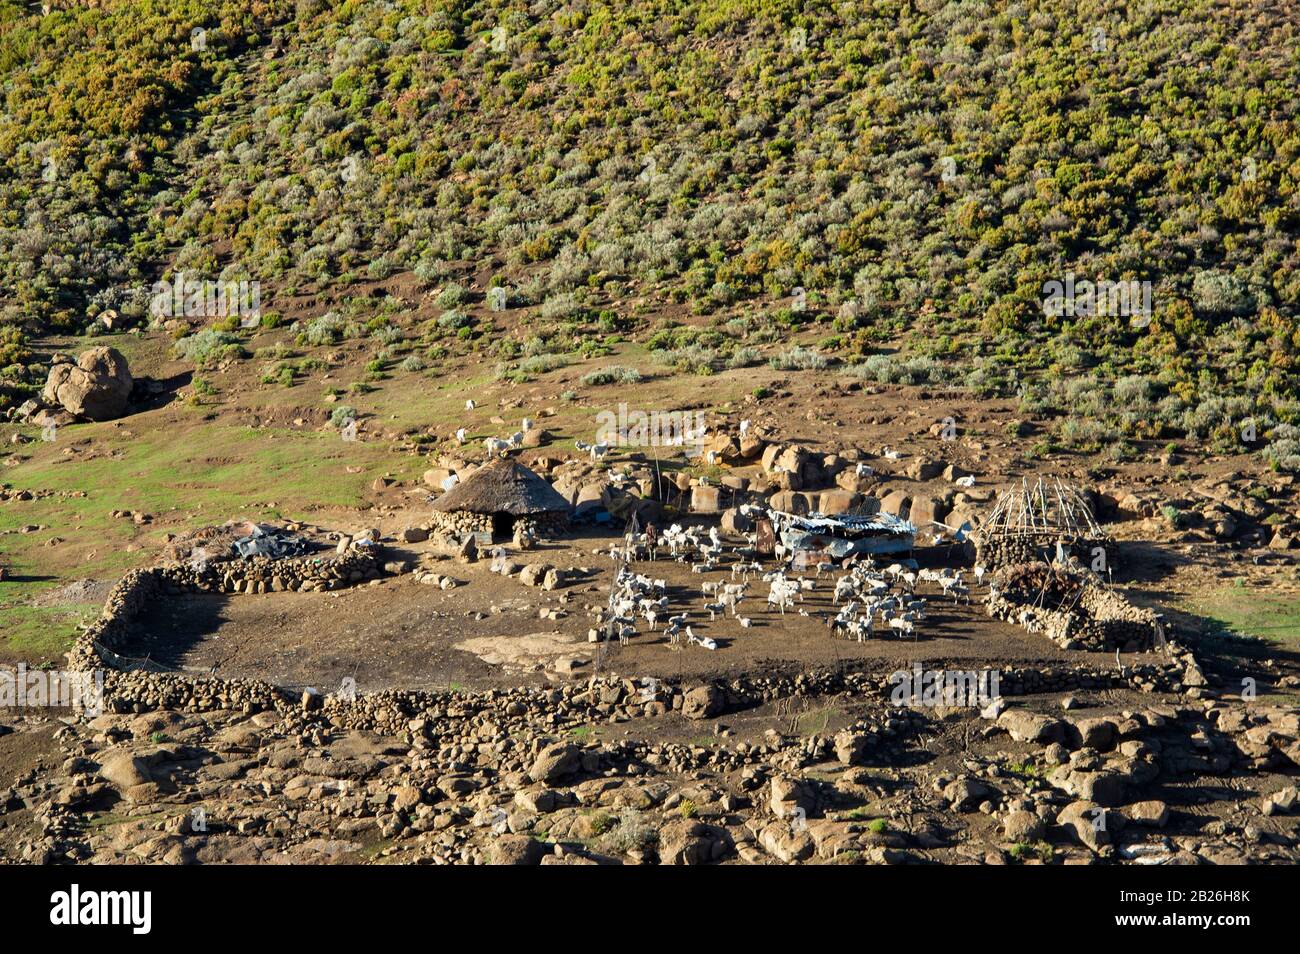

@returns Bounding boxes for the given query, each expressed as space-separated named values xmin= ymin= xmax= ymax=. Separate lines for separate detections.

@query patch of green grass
xmin=1185 ymin=584 xmax=1300 ymax=649
xmin=1005 ymin=759 xmax=1047 ymax=781
xmin=1009 ymin=841 xmax=1055 ymax=863
xmin=0 ymin=603 xmax=95 ymax=663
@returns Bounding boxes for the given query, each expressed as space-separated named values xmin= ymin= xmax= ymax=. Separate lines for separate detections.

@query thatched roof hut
xmin=430 ymin=458 xmax=571 ymax=539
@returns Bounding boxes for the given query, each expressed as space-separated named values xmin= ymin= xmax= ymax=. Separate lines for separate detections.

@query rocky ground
xmin=2 ymin=664 xmax=1298 ymax=865
xmin=5 ymin=337 xmax=1300 ymax=866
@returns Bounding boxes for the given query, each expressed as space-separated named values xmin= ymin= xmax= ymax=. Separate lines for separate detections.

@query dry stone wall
xmin=987 ymin=564 xmax=1161 ymax=652
xmin=67 ymin=550 xmax=384 ymax=712
xmin=426 ymin=510 xmax=569 ymax=540
xmin=67 ymin=548 xmax=1189 ymax=734
xmin=975 ymin=531 xmax=1115 ymax=571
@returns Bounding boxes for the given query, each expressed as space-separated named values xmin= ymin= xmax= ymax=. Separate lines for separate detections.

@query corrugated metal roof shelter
xmin=774 ymin=510 xmax=916 ymax=558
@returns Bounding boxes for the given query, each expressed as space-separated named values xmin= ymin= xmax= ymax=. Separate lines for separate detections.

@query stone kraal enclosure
xmin=70 ymin=546 xmax=1200 ymax=730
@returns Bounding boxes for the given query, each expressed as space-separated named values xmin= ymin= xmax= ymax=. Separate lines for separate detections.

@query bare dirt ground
xmin=124 ymin=523 xmax=1166 ymax=696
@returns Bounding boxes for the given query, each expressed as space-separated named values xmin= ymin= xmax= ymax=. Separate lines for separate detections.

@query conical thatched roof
xmin=431 ymin=458 xmax=571 ymax=515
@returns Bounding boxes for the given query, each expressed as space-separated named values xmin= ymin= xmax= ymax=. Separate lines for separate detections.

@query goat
xmin=685 ymin=626 xmax=717 ymax=650
xmin=887 ymin=615 xmax=915 ymax=638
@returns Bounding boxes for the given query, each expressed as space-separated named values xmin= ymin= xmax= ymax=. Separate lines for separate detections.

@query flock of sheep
xmin=599 ymin=517 xmax=989 ymax=652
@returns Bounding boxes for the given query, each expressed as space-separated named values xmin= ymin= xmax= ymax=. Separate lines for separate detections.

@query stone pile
xmin=988 ymin=563 xmax=1161 ymax=652
xmin=10 ymin=679 xmax=1298 ymax=866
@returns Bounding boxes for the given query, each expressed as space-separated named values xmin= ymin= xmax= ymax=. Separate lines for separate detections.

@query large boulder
xmin=527 ymin=742 xmax=582 ymax=784
xmin=998 ymin=709 xmax=1066 ymax=745
xmin=658 ymin=819 xmax=734 ymax=865
xmin=1057 ymin=800 xmax=1113 ymax=851
xmin=880 ymin=490 xmax=911 ymax=517
xmin=681 ymin=685 xmax=724 ymax=720
xmin=97 ymin=751 xmax=152 ymax=790
xmin=42 ymin=347 xmax=133 ymax=421
xmin=907 ymin=495 xmax=948 ymax=528
xmin=690 ymin=484 xmax=722 ymax=513
xmin=816 ymin=490 xmax=861 ymax=516
xmin=769 ymin=776 xmax=816 ymax=820
xmin=769 ymin=490 xmax=810 ymax=515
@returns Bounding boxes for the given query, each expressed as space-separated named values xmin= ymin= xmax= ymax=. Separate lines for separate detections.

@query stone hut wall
xmin=427 ymin=510 xmax=493 ymax=538
xmin=427 ymin=509 xmax=568 ymax=540
xmin=975 ymin=531 xmax=1116 ymax=571
xmin=987 ymin=572 xmax=1159 ymax=653
xmin=516 ymin=511 xmax=569 ymax=537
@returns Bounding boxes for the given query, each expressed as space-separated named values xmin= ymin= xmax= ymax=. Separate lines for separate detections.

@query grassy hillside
xmin=1 ymin=0 xmax=1299 ymax=456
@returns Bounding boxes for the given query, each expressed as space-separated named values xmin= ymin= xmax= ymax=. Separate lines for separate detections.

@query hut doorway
xmin=491 ymin=512 xmax=517 ymax=541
